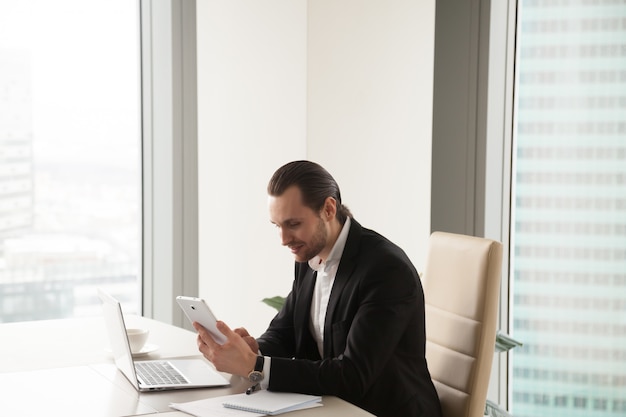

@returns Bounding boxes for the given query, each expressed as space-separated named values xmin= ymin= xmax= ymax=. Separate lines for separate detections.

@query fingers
xmin=192 ymin=321 xmax=258 ymax=376
xmin=233 ymin=327 xmax=259 ymax=353
xmin=192 ymin=321 xmax=253 ymax=354
xmin=215 ymin=320 xmax=234 ymax=337
xmin=233 ymin=327 xmax=250 ymax=338
xmin=193 ymin=322 xmax=220 ymax=351
xmin=193 ymin=321 xmax=237 ymax=348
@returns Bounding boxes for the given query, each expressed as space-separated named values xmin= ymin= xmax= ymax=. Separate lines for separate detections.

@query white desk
xmin=0 ymin=316 xmax=374 ymax=417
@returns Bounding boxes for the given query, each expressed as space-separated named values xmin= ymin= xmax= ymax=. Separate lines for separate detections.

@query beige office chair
xmin=422 ymin=231 xmax=503 ymax=417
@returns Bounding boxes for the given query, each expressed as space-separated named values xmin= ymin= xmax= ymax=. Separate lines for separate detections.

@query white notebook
xmin=222 ymin=391 xmax=322 ymax=415
xmin=170 ymin=391 xmax=322 ymax=416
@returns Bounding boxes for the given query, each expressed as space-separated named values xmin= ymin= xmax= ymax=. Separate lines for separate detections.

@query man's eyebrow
xmin=270 ymin=217 xmax=302 ymax=226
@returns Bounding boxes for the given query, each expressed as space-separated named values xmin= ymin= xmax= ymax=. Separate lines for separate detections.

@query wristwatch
xmin=248 ymin=356 xmax=265 ymax=383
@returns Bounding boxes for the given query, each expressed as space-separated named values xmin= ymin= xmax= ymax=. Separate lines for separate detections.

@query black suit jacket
xmin=257 ymin=219 xmax=442 ymax=417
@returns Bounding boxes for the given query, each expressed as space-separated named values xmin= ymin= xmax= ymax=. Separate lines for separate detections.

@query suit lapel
xmin=294 ymin=266 xmax=320 ymax=359
xmin=322 ymin=219 xmax=362 ymax=357
xmin=295 ymin=266 xmax=316 ymax=327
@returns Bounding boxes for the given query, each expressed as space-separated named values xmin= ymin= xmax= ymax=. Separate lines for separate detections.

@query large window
xmin=510 ymin=1 xmax=626 ymax=416
xmin=0 ymin=0 xmax=142 ymax=321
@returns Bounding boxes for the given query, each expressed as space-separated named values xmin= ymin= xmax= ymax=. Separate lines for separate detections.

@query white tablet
xmin=176 ymin=296 xmax=227 ymax=344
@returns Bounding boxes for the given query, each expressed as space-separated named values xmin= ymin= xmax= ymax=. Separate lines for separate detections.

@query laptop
xmin=98 ymin=289 xmax=230 ymax=391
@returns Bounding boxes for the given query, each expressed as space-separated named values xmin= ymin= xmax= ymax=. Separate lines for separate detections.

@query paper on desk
xmin=171 ymin=396 xmax=265 ymax=417
xmin=170 ymin=391 xmax=323 ymax=417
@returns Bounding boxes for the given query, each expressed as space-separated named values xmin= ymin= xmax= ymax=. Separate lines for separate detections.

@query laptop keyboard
xmin=135 ymin=361 xmax=189 ymax=386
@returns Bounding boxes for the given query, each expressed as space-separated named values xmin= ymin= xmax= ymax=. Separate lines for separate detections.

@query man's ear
xmin=322 ymin=197 xmax=337 ymax=220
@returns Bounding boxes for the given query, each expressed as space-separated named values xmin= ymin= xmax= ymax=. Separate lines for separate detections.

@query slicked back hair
xmin=267 ymin=160 xmax=352 ymax=225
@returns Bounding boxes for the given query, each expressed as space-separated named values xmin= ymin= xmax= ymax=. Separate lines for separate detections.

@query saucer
xmin=132 ymin=343 xmax=159 ymax=357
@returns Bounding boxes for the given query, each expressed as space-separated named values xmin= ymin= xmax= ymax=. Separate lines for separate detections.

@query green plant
xmin=261 ymin=296 xmax=287 ymax=311
xmin=484 ymin=330 xmax=522 ymax=417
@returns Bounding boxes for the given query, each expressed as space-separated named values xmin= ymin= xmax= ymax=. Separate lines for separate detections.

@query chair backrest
xmin=422 ymin=231 xmax=503 ymax=417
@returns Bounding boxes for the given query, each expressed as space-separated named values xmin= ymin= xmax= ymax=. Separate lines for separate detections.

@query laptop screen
xmin=98 ymin=289 xmax=140 ymax=390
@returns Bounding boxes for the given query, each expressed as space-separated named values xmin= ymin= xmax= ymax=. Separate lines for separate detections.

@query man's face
xmin=268 ymin=185 xmax=329 ymax=262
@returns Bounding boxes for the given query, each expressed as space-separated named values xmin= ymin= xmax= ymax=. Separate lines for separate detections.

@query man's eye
xmin=288 ymin=222 xmax=300 ymax=229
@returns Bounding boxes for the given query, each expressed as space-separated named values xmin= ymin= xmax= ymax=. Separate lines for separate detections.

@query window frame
xmin=140 ymin=0 xmax=198 ymax=328
xmin=431 ymin=0 xmax=518 ymax=410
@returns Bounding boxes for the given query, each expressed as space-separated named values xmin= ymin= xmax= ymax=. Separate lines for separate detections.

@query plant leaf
xmin=485 ymin=399 xmax=512 ymax=417
xmin=495 ymin=330 xmax=523 ymax=353
xmin=261 ymin=296 xmax=286 ymax=311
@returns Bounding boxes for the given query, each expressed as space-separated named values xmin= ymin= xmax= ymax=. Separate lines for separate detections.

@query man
xmin=194 ymin=160 xmax=442 ymax=417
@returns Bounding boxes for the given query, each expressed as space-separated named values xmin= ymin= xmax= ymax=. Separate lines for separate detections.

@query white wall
xmin=196 ymin=0 xmax=307 ymax=335
xmin=307 ymin=0 xmax=434 ymax=270
xmin=197 ymin=0 xmax=434 ymax=336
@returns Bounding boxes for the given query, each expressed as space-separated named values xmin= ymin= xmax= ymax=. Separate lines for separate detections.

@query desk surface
xmin=0 ymin=316 xmax=373 ymax=417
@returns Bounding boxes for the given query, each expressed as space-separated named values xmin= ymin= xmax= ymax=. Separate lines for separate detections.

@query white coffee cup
xmin=127 ymin=328 xmax=149 ymax=353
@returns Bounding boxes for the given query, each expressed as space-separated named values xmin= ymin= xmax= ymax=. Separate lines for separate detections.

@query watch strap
xmin=254 ymin=355 xmax=264 ymax=372
xmin=247 ymin=356 xmax=265 ymax=383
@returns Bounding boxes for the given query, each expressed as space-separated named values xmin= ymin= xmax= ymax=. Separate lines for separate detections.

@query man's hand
xmin=233 ymin=327 xmax=260 ymax=354
xmin=194 ymin=321 xmax=257 ymax=378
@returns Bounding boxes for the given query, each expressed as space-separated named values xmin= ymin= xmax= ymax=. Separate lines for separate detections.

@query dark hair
xmin=267 ymin=160 xmax=352 ymax=224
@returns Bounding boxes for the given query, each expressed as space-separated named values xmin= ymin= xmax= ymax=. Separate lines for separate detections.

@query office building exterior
xmin=511 ymin=1 xmax=626 ymax=416
xmin=0 ymin=40 xmax=140 ymax=322
xmin=0 ymin=51 xmax=34 ymax=241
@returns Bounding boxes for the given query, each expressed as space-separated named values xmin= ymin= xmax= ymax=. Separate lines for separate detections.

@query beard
xmin=294 ymin=216 xmax=328 ymax=262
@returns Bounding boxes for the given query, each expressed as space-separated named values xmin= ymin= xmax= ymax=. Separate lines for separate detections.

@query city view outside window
xmin=510 ymin=1 xmax=626 ymax=416
xmin=0 ymin=0 xmax=141 ymax=322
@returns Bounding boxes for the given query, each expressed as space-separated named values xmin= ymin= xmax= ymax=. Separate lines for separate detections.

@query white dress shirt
xmin=308 ymin=216 xmax=351 ymax=357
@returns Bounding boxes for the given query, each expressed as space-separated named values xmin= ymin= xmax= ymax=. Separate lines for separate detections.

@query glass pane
xmin=510 ymin=1 xmax=626 ymax=417
xmin=0 ymin=0 xmax=141 ymax=322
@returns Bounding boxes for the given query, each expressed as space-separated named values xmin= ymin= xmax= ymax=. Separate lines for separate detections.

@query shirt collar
xmin=308 ymin=217 xmax=351 ymax=272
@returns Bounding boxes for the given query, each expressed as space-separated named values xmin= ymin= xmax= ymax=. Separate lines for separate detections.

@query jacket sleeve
xmin=257 ymin=262 xmax=315 ymax=359
xmin=256 ymin=288 xmax=298 ymax=358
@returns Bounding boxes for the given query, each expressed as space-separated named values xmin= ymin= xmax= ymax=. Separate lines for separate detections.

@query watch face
xmin=248 ymin=371 xmax=264 ymax=383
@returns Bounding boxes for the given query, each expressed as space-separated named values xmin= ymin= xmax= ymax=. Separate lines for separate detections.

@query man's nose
xmin=279 ymin=228 xmax=291 ymax=246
